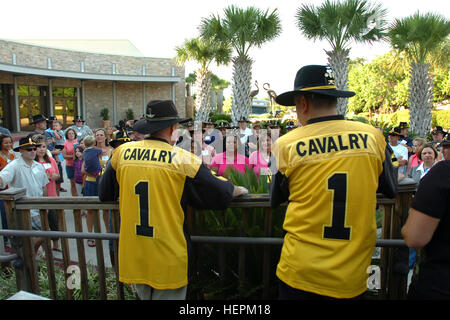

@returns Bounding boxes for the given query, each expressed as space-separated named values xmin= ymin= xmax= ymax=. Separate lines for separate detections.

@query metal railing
xmin=0 ymin=183 xmax=416 ymax=300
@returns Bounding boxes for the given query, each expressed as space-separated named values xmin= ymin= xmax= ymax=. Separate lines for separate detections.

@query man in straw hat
xmin=270 ymin=65 xmax=398 ymax=299
xmin=98 ymin=100 xmax=247 ymax=300
xmin=65 ymin=115 xmax=93 ymax=142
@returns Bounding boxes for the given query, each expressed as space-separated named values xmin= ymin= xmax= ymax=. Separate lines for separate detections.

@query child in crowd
xmin=52 ymin=120 xmax=66 ymax=148
xmin=73 ymin=145 xmax=87 ymax=217
xmin=82 ymin=135 xmax=102 ymax=177
xmin=73 ymin=145 xmax=85 ymax=197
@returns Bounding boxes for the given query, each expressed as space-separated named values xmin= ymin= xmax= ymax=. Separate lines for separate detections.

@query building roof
xmin=10 ymin=39 xmax=145 ymax=57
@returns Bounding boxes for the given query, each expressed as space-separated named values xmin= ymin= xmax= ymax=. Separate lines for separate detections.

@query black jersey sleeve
xmin=377 ymin=146 xmax=398 ymax=198
xmin=98 ymin=162 xmax=120 ymax=202
xmin=184 ymin=164 xmax=234 ymax=210
xmin=269 ymin=171 xmax=290 ymax=208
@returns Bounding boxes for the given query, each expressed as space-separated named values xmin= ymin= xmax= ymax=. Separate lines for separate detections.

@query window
xmin=18 ymin=85 xmax=42 ymax=131
xmin=52 ymin=87 xmax=77 ymax=128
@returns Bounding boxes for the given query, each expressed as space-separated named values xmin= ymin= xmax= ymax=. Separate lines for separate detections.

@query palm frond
xmin=296 ymin=4 xmax=325 ymax=41
xmin=200 ymin=5 xmax=282 ymax=58
xmin=174 ymin=37 xmax=231 ymax=70
xmin=296 ymin=0 xmax=388 ymax=51
xmin=388 ymin=12 xmax=450 ymax=63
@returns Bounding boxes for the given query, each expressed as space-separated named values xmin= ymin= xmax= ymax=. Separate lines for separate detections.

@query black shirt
xmin=412 ymin=160 xmax=450 ymax=265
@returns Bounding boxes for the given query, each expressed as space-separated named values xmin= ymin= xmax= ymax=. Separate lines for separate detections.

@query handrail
xmin=0 ymin=183 xmax=416 ymax=300
xmin=0 ymin=253 xmax=19 ymax=263
xmin=0 ymin=229 xmax=406 ymax=247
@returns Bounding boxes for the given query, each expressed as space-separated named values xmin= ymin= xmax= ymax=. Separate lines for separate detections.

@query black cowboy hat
xmin=432 ymin=126 xmax=446 ymax=135
xmin=183 ymin=120 xmax=195 ymax=128
xmin=110 ymin=128 xmax=132 ymax=148
xmin=137 ymin=100 xmax=191 ymax=135
xmin=440 ymin=134 xmax=450 ymax=147
xmin=388 ymin=127 xmax=402 ymax=136
xmin=276 ymin=65 xmax=355 ymax=106
xmin=46 ymin=115 xmax=57 ymax=124
xmin=131 ymin=119 xmax=148 ymax=135
xmin=439 ymin=134 xmax=450 ymax=147
xmin=30 ymin=114 xmax=48 ymax=125
xmin=73 ymin=116 xmax=85 ymax=123
xmin=399 ymin=122 xmax=409 ymax=129
xmin=215 ymin=120 xmax=230 ymax=129
xmin=13 ymin=137 xmax=37 ymax=152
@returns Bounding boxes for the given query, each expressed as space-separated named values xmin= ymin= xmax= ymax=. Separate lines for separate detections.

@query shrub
xmin=209 ymin=112 xmax=232 ymax=124
xmin=188 ymin=167 xmax=286 ymax=299
xmin=100 ymin=108 xmax=110 ymax=121
xmin=0 ymin=256 xmax=135 ymax=300
xmin=433 ymin=109 xmax=450 ymax=129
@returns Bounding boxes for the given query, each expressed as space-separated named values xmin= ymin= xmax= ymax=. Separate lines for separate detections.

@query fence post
xmin=0 ymin=187 xmax=34 ymax=292
xmin=388 ymin=182 xmax=416 ymax=299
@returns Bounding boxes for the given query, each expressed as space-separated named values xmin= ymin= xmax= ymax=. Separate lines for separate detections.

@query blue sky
xmin=1 ymin=0 xmax=448 ymax=98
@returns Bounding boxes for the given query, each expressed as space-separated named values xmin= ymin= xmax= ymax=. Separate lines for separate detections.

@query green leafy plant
xmin=125 ymin=108 xmax=135 ymax=121
xmin=100 ymin=108 xmax=110 ymax=121
xmin=189 ymin=167 xmax=286 ymax=299
xmin=0 ymin=256 xmax=135 ymax=300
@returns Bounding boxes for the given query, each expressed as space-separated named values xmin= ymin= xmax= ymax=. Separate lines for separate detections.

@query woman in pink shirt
xmin=249 ymin=133 xmax=272 ymax=177
xmin=406 ymin=137 xmax=425 ymax=177
xmin=62 ymin=128 xmax=78 ymax=196
xmin=34 ymin=135 xmax=61 ymax=252
xmin=210 ymin=132 xmax=249 ymax=179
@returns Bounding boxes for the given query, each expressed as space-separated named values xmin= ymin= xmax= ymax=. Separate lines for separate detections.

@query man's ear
xmin=295 ymin=95 xmax=308 ymax=115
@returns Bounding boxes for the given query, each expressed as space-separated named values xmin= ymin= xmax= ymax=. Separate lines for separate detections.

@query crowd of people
xmin=0 ymin=63 xmax=449 ymax=300
xmin=387 ymin=123 xmax=449 ymax=183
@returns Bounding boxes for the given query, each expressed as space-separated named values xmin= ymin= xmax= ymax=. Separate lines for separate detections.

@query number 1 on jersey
xmin=135 ymin=181 xmax=154 ymax=238
xmin=323 ymin=173 xmax=351 ymax=240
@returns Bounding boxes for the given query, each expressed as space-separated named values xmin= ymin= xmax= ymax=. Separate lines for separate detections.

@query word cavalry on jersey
xmin=296 ymin=133 xmax=369 ymax=157
xmin=123 ymin=147 xmax=175 ymax=164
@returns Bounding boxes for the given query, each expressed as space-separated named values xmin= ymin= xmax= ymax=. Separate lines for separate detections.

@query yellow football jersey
xmin=272 ymin=115 xmax=387 ymax=298
xmin=102 ymin=138 xmax=233 ymax=290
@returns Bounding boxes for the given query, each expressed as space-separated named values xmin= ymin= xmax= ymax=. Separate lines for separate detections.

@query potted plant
xmin=100 ymin=108 xmax=111 ymax=128
xmin=125 ymin=108 xmax=135 ymax=121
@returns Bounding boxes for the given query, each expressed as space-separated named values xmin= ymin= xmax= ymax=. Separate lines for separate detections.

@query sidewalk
xmin=1 ymin=148 xmax=113 ymax=268
xmin=50 ymin=162 xmax=113 ymax=268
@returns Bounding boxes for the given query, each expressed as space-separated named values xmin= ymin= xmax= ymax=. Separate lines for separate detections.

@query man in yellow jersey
xmin=98 ymin=100 xmax=247 ymax=300
xmin=271 ymin=65 xmax=398 ymax=299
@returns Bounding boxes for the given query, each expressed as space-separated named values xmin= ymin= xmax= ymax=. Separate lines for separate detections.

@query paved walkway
xmin=3 ymin=137 xmax=113 ymax=268
xmin=48 ymin=163 xmax=113 ymax=268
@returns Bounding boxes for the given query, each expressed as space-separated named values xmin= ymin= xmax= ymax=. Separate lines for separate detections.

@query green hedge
xmin=351 ymin=108 xmax=449 ymax=131
xmin=433 ymin=109 xmax=450 ymax=129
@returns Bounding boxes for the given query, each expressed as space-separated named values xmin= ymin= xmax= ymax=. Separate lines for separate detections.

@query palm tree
xmin=388 ymin=12 xmax=450 ymax=137
xmin=200 ymin=5 xmax=282 ymax=125
xmin=175 ymin=37 xmax=231 ymax=122
xmin=296 ymin=0 xmax=387 ymax=115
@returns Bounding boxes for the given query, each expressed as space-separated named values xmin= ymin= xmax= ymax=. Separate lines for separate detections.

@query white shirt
xmin=416 ymin=162 xmax=434 ymax=180
xmin=0 ymin=156 xmax=49 ymax=215
xmin=390 ymin=143 xmax=409 ymax=175
xmin=239 ymin=127 xmax=253 ymax=144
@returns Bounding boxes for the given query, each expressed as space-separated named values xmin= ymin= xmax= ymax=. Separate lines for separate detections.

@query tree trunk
xmin=209 ymin=89 xmax=217 ymax=114
xmin=326 ymin=49 xmax=351 ymax=116
xmin=408 ymin=62 xmax=433 ymax=137
xmin=194 ymin=68 xmax=212 ymax=122
xmin=231 ymin=56 xmax=253 ymax=125
xmin=216 ymin=88 xmax=224 ymax=114
xmin=185 ymin=96 xmax=194 ymax=119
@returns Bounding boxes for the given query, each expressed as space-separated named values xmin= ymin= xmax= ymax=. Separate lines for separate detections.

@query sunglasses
xmin=23 ymin=147 xmax=37 ymax=151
